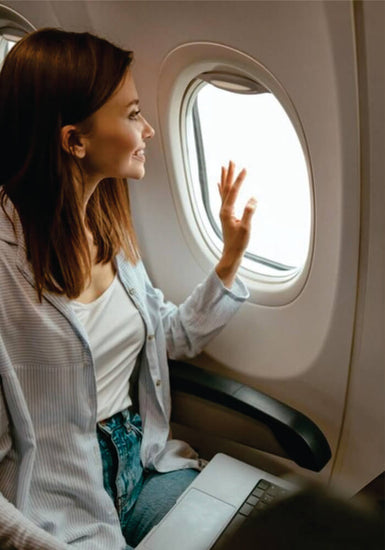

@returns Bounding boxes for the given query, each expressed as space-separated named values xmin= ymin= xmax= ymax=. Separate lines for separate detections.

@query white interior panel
xmin=331 ymin=0 xmax=385 ymax=493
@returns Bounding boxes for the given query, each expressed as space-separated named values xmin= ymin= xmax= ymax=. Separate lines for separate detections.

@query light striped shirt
xmin=0 ymin=201 xmax=249 ymax=549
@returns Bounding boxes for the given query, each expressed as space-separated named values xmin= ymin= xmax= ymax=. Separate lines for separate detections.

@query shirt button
xmin=156 ymin=379 xmax=161 ymax=387
xmin=128 ymin=288 xmax=135 ymax=295
xmin=148 ymin=334 xmax=155 ymax=341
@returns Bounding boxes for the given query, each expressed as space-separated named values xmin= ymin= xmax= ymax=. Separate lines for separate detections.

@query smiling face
xmin=79 ymin=69 xmax=155 ymax=184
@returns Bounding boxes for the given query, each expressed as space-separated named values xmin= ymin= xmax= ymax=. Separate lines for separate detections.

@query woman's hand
xmin=215 ymin=161 xmax=257 ymax=288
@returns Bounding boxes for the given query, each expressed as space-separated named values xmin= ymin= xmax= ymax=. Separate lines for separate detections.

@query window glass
xmin=0 ymin=30 xmax=22 ymax=67
xmin=185 ymin=79 xmax=312 ymax=276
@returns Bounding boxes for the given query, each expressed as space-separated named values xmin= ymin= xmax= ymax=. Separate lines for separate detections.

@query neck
xmin=76 ymin=173 xmax=102 ymax=220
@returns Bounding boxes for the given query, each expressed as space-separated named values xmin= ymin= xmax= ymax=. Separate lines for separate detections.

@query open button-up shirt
xmin=0 ymin=202 xmax=248 ymax=549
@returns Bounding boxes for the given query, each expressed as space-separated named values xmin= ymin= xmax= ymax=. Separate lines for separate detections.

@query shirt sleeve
xmin=0 ymin=376 xmax=70 ymax=550
xmin=0 ymin=493 xmax=70 ymax=550
xmin=143 ymin=267 xmax=249 ymax=359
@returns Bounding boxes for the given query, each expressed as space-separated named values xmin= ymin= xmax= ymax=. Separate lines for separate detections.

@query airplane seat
xmin=168 ymin=359 xmax=332 ymax=473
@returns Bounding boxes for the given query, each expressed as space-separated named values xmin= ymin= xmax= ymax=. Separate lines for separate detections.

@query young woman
xmin=0 ymin=29 xmax=256 ymax=549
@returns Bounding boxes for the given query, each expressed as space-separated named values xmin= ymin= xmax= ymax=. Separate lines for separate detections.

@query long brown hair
xmin=0 ymin=28 xmax=140 ymax=301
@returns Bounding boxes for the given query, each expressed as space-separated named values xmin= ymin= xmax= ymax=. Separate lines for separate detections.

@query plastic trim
xmin=169 ymin=359 xmax=332 ymax=472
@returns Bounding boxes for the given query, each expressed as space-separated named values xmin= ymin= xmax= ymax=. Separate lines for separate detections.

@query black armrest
xmin=169 ymin=360 xmax=331 ymax=472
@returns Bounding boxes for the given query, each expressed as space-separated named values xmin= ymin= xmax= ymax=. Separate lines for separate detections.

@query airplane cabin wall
xmin=2 ymin=0 xmax=383 ymax=493
xmin=331 ymin=0 xmax=385 ymax=492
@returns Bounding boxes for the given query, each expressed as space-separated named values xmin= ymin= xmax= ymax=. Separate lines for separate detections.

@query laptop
xmin=136 ymin=453 xmax=296 ymax=550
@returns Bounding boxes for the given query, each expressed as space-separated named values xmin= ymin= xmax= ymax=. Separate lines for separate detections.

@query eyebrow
xmin=125 ymin=99 xmax=140 ymax=108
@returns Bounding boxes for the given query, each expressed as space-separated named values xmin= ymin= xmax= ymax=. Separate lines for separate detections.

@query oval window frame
xmin=158 ymin=42 xmax=315 ymax=306
xmin=0 ymin=4 xmax=35 ymax=66
xmin=184 ymin=76 xmax=312 ymax=276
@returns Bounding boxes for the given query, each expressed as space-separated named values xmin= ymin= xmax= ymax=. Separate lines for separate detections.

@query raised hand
xmin=215 ymin=161 xmax=257 ymax=288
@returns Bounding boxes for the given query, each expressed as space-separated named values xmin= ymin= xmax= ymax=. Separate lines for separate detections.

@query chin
xmin=119 ymin=160 xmax=146 ymax=180
xmin=126 ymin=168 xmax=146 ymax=180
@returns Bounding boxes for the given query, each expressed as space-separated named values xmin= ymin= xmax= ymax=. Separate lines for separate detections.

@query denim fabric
xmin=123 ymin=468 xmax=199 ymax=547
xmin=97 ymin=409 xmax=144 ymax=520
xmin=97 ymin=409 xmax=199 ymax=548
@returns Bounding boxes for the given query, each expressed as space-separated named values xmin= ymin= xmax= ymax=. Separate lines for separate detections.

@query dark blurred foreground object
xmin=356 ymin=471 xmax=384 ymax=512
xmin=218 ymin=484 xmax=384 ymax=550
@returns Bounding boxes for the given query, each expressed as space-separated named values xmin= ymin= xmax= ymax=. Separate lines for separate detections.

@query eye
xmin=129 ymin=109 xmax=141 ymax=121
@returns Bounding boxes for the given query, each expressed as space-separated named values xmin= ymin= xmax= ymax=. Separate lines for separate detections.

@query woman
xmin=0 ymin=29 xmax=256 ymax=549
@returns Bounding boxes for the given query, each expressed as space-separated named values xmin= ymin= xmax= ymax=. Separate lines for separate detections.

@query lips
xmin=133 ymin=148 xmax=145 ymax=161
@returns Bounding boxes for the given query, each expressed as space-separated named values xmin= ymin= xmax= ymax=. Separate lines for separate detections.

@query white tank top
xmin=71 ymin=275 xmax=145 ymax=422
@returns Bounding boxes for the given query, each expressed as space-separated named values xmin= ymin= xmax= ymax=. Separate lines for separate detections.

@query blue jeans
xmin=97 ymin=409 xmax=198 ymax=548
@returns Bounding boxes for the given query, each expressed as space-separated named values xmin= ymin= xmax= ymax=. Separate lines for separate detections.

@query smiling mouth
xmin=133 ymin=149 xmax=145 ymax=161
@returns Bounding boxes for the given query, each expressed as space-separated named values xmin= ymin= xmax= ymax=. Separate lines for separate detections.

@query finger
xmin=224 ymin=168 xmax=247 ymax=206
xmin=224 ymin=161 xmax=235 ymax=191
xmin=220 ymin=166 xmax=226 ymax=191
xmin=218 ymin=166 xmax=227 ymax=199
xmin=241 ymin=197 xmax=257 ymax=227
xmin=217 ymin=182 xmax=222 ymax=200
xmin=217 ymin=166 xmax=225 ymax=196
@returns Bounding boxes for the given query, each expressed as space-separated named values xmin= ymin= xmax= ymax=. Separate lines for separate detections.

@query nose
xmin=143 ymin=117 xmax=155 ymax=140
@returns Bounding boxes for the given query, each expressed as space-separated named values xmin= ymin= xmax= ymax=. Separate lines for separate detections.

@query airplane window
xmin=184 ymin=75 xmax=312 ymax=277
xmin=0 ymin=29 xmax=22 ymax=67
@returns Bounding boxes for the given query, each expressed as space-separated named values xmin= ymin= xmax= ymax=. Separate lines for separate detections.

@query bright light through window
xmin=186 ymin=81 xmax=312 ymax=275
xmin=0 ymin=33 xmax=19 ymax=67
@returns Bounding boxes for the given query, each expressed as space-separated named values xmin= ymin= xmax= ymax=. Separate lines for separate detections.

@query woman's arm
xmin=0 ymin=493 xmax=70 ymax=550
xmin=215 ymin=161 xmax=257 ymax=288
xmin=0 ymin=377 xmax=70 ymax=550
xmin=141 ymin=162 xmax=256 ymax=359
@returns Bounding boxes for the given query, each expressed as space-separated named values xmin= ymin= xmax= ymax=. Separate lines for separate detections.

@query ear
xmin=60 ymin=125 xmax=86 ymax=159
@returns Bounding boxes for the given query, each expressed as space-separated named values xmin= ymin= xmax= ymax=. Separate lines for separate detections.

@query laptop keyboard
xmin=211 ymin=478 xmax=289 ymax=549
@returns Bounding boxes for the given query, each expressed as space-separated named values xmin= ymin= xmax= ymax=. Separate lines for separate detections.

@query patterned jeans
xmin=97 ymin=409 xmax=198 ymax=548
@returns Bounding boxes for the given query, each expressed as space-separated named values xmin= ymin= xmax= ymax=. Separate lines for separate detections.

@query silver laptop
xmin=136 ymin=453 xmax=295 ymax=550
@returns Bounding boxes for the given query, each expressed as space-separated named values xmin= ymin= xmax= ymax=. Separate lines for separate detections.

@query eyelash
xmin=129 ymin=109 xmax=141 ymax=120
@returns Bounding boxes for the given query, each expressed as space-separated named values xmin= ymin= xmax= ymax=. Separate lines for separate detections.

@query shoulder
xmin=0 ymin=201 xmax=23 ymax=276
xmin=115 ymin=253 xmax=148 ymax=285
xmin=0 ymin=239 xmax=18 ymax=276
xmin=0 ymin=199 xmax=20 ymax=246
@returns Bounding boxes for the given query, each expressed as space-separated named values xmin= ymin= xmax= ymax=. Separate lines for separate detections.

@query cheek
xmin=111 ymin=130 xmax=137 ymax=157
xmin=84 ymin=123 xmax=140 ymax=178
